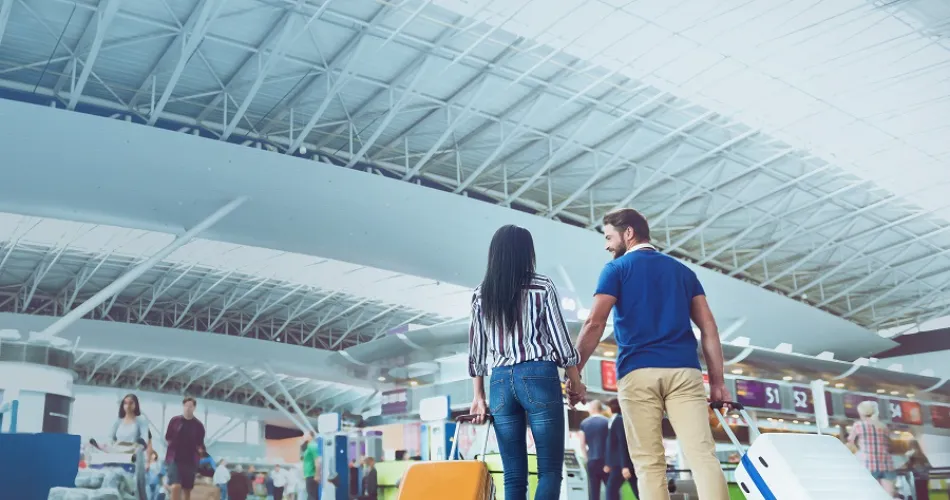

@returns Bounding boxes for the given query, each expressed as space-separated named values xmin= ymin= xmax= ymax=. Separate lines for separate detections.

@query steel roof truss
xmin=142 ymin=0 xmax=226 ymax=125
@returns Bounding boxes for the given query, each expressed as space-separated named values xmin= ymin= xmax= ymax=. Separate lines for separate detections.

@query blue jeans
xmin=489 ymin=360 xmax=565 ymax=500
xmin=217 ymin=484 xmax=229 ymax=500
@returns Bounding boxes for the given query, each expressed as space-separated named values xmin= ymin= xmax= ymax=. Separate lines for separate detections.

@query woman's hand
xmin=565 ymin=379 xmax=587 ymax=406
xmin=470 ymin=397 xmax=488 ymax=424
xmin=603 ymin=465 xmax=610 ymax=474
xmin=622 ymin=468 xmax=632 ymax=480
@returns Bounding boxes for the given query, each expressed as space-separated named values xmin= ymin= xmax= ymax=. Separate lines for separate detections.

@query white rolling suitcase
xmin=712 ymin=401 xmax=892 ymax=500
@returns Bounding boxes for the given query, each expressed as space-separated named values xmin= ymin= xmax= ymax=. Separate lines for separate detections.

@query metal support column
xmin=43 ymin=197 xmax=247 ymax=337
xmin=265 ymin=364 xmax=317 ymax=435
xmin=238 ymin=369 xmax=311 ymax=434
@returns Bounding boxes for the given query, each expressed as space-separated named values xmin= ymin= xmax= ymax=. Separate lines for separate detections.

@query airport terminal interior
xmin=1 ymin=0 xmax=950 ymax=498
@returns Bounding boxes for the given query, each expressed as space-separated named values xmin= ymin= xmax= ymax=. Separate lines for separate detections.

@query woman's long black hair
xmin=119 ymin=393 xmax=141 ymax=418
xmin=481 ymin=225 xmax=536 ymax=333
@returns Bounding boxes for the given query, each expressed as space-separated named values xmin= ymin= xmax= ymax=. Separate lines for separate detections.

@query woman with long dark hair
xmin=111 ymin=393 xmax=152 ymax=500
xmin=468 ymin=224 xmax=584 ymax=500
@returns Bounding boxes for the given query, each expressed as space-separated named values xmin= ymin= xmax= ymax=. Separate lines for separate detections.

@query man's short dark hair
xmin=607 ymin=398 xmax=621 ymax=415
xmin=602 ymin=208 xmax=650 ymax=242
xmin=183 ymin=397 xmax=197 ymax=406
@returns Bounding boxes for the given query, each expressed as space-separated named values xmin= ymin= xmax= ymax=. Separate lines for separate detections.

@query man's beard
xmin=612 ymin=242 xmax=627 ymax=259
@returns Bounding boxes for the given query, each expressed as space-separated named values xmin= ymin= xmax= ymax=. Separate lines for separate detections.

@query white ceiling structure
xmin=1 ymin=0 xmax=949 ymax=413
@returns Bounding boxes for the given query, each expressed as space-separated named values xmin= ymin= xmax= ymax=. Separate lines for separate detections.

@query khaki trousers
xmin=618 ymin=368 xmax=729 ymax=500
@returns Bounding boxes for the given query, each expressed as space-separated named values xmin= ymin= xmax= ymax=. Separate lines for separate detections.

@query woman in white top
xmin=272 ymin=464 xmax=289 ymax=500
xmin=110 ymin=393 xmax=151 ymax=500
xmin=213 ymin=460 xmax=231 ymax=500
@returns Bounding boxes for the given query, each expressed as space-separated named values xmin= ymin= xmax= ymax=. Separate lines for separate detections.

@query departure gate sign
xmin=736 ymin=379 xmax=782 ymax=410
xmin=791 ymin=386 xmax=836 ymax=415
xmin=843 ymin=394 xmax=879 ymax=418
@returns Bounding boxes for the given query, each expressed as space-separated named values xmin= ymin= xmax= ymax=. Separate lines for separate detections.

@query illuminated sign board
xmin=842 ymin=394 xmax=878 ymax=419
xmin=736 ymin=379 xmax=782 ymax=410
xmin=930 ymin=405 xmax=950 ymax=429
xmin=791 ymin=386 xmax=835 ymax=415
xmin=600 ymin=361 xmax=617 ymax=392
xmin=888 ymin=400 xmax=922 ymax=425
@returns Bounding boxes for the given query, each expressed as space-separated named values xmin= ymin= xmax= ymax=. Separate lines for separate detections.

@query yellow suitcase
xmin=397 ymin=415 xmax=495 ymax=500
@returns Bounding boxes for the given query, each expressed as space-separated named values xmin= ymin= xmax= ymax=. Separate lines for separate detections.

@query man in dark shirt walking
xmin=165 ymin=397 xmax=206 ymax=500
xmin=579 ymin=400 xmax=610 ymax=500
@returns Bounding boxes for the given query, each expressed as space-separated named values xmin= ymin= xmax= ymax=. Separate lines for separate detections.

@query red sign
xmin=889 ymin=400 xmax=923 ymax=425
xmin=600 ymin=361 xmax=617 ymax=391
xmin=930 ymin=405 xmax=950 ymax=429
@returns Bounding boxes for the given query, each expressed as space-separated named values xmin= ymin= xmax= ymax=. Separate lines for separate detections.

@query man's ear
xmin=625 ymin=226 xmax=636 ymax=242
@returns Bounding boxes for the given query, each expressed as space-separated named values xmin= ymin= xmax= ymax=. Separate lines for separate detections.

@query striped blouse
xmin=468 ymin=273 xmax=581 ymax=377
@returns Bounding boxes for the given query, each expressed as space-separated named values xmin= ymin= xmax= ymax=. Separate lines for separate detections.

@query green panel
xmin=376 ymin=461 xmax=413 ymax=500
xmin=729 ymin=483 xmax=745 ymax=500
xmin=376 ymin=461 xmax=412 ymax=486
xmin=483 ymin=453 xmax=538 ymax=474
xmin=490 ymin=472 xmax=538 ymax=500
xmin=620 ymin=482 xmax=637 ymax=500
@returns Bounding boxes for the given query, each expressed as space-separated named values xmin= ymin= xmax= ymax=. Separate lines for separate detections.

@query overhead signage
xmin=600 ymin=361 xmax=617 ymax=392
xmin=419 ymin=396 xmax=451 ymax=422
xmin=381 ymin=389 xmax=410 ymax=416
xmin=317 ymin=413 xmax=340 ymax=434
xmin=931 ymin=405 xmax=950 ymax=429
xmin=842 ymin=394 xmax=878 ymax=419
xmin=792 ymin=386 xmax=835 ymax=415
xmin=736 ymin=379 xmax=782 ymax=410
xmin=888 ymin=400 xmax=922 ymax=426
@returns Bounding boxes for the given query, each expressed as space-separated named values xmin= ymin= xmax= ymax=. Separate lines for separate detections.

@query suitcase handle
xmin=456 ymin=414 xmax=494 ymax=424
xmin=449 ymin=414 xmax=493 ymax=462
xmin=710 ymin=401 xmax=744 ymax=411
xmin=709 ymin=401 xmax=759 ymax=454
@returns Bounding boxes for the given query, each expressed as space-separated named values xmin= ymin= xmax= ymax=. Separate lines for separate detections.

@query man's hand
xmin=709 ymin=382 xmax=731 ymax=404
xmin=470 ymin=397 xmax=488 ymax=425
xmin=622 ymin=468 xmax=632 ymax=480
xmin=564 ymin=379 xmax=587 ymax=406
xmin=603 ymin=465 xmax=611 ymax=474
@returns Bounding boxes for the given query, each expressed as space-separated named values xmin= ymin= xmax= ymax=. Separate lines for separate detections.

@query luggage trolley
xmin=711 ymin=401 xmax=891 ymax=500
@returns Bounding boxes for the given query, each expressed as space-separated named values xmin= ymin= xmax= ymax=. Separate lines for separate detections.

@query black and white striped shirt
xmin=468 ymin=274 xmax=581 ymax=377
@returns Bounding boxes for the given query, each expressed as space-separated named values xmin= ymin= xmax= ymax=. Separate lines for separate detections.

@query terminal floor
xmin=613 ymin=484 xmax=949 ymax=499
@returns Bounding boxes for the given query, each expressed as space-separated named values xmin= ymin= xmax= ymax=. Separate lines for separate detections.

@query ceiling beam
xmin=67 ymin=0 xmax=123 ymax=111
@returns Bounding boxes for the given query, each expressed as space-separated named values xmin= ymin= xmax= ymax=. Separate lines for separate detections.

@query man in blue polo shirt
xmin=571 ymin=208 xmax=730 ymax=500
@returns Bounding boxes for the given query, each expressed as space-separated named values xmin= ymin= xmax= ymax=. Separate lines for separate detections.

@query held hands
xmin=564 ymin=377 xmax=587 ymax=406
xmin=603 ymin=465 xmax=610 ymax=474
xmin=622 ymin=468 xmax=632 ymax=480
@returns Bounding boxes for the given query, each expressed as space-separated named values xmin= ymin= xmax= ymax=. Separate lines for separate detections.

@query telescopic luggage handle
xmin=709 ymin=401 xmax=759 ymax=454
xmin=449 ymin=414 xmax=493 ymax=462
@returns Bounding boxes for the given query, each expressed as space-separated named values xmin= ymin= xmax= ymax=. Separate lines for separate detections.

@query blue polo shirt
xmin=595 ymin=248 xmax=704 ymax=379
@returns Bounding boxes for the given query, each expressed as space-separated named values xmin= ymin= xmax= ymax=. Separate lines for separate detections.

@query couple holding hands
xmin=468 ymin=208 xmax=732 ymax=500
